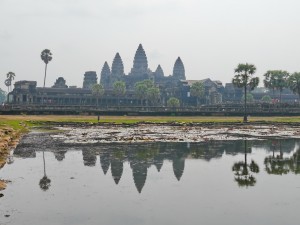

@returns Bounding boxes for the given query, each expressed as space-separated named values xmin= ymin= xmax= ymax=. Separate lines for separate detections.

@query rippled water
xmin=0 ymin=132 xmax=300 ymax=225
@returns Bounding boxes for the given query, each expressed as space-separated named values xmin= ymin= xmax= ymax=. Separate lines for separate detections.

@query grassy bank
xmin=0 ymin=120 xmax=26 ymax=169
xmin=1 ymin=115 xmax=300 ymax=126
xmin=0 ymin=118 xmax=28 ymax=190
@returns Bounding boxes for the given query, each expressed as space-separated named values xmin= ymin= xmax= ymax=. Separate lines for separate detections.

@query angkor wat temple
xmin=100 ymin=44 xmax=186 ymax=90
xmin=5 ymin=44 xmax=299 ymax=109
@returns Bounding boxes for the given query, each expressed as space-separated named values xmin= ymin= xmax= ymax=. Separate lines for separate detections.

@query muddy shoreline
xmin=3 ymin=120 xmax=300 ymax=164
xmin=0 ymin=127 xmax=21 ymax=191
xmin=49 ymin=122 xmax=300 ymax=144
xmin=33 ymin=120 xmax=300 ymax=127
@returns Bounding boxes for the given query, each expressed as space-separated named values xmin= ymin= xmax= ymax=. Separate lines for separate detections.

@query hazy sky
xmin=1 ymin=0 xmax=300 ymax=91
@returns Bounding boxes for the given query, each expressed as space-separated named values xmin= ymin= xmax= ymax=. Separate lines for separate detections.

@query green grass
xmin=0 ymin=120 xmax=27 ymax=131
xmin=1 ymin=115 xmax=300 ymax=132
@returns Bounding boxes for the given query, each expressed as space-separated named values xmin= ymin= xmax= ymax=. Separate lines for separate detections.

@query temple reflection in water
xmin=13 ymin=138 xmax=300 ymax=193
xmin=95 ymin=143 xmax=190 ymax=192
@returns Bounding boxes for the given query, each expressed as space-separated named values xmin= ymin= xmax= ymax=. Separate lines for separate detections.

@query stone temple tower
xmin=172 ymin=57 xmax=186 ymax=80
xmin=130 ymin=44 xmax=148 ymax=76
xmin=83 ymin=71 xmax=97 ymax=89
xmin=100 ymin=61 xmax=111 ymax=88
xmin=111 ymin=53 xmax=124 ymax=78
xmin=154 ymin=65 xmax=164 ymax=78
xmin=110 ymin=53 xmax=124 ymax=87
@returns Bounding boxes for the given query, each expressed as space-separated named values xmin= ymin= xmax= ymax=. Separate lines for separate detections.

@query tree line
xmin=232 ymin=63 xmax=300 ymax=122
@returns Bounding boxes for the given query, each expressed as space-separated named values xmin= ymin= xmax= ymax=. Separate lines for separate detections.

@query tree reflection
xmin=264 ymin=142 xmax=300 ymax=175
xmin=264 ymin=140 xmax=290 ymax=175
xmin=39 ymin=150 xmax=51 ymax=191
xmin=289 ymin=147 xmax=300 ymax=174
xmin=232 ymin=140 xmax=259 ymax=187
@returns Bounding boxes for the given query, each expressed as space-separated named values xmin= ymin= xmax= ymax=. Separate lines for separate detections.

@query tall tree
xmin=41 ymin=49 xmax=53 ymax=88
xmin=134 ymin=82 xmax=147 ymax=106
xmin=113 ymin=81 xmax=126 ymax=106
xmin=263 ymin=70 xmax=289 ymax=103
xmin=190 ymin=81 xmax=204 ymax=106
xmin=6 ymin=71 xmax=15 ymax=92
xmin=4 ymin=79 xmax=11 ymax=93
xmin=167 ymin=97 xmax=180 ymax=108
xmin=91 ymin=84 xmax=105 ymax=108
xmin=232 ymin=63 xmax=259 ymax=122
xmin=147 ymin=87 xmax=160 ymax=106
xmin=134 ymin=80 xmax=155 ymax=106
xmin=288 ymin=72 xmax=300 ymax=102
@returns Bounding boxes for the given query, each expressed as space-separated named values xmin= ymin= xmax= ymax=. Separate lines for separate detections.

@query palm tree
xmin=134 ymin=82 xmax=147 ymax=106
xmin=264 ymin=71 xmax=276 ymax=95
xmin=190 ymin=81 xmax=204 ymax=106
xmin=41 ymin=49 xmax=53 ymax=88
xmin=6 ymin=72 xmax=15 ymax=92
xmin=113 ymin=81 xmax=126 ymax=107
xmin=232 ymin=63 xmax=259 ymax=122
xmin=288 ymin=72 xmax=300 ymax=103
xmin=146 ymin=87 xmax=160 ymax=106
xmin=4 ymin=79 xmax=11 ymax=93
xmin=263 ymin=70 xmax=289 ymax=103
xmin=91 ymin=84 xmax=105 ymax=108
xmin=134 ymin=80 xmax=155 ymax=106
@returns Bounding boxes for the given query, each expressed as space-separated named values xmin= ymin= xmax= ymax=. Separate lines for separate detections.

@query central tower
xmin=130 ymin=44 xmax=148 ymax=76
xmin=172 ymin=57 xmax=186 ymax=80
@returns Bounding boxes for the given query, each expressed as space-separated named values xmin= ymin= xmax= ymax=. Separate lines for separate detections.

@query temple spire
xmin=111 ymin=157 xmax=123 ymax=185
xmin=154 ymin=65 xmax=164 ymax=78
xmin=131 ymin=160 xmax=148 ymax=193
xmin=100 ymin=61 xmax=111 ymax=87
xmin=173 ymin=158 xmax=185 ymax=181
xmin=111 ymin=53 xmax=124 ymax=78
xmin=100 ymin=152 xmax=111 ymax=175
xmin=172 ymin=57 xmax=185 ymax=80
xmin=130 ymin=44 xmax=148 ymax=76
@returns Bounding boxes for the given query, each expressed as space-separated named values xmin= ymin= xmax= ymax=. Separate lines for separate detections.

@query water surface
xmin=0 ymin=132 xmax=300 ymax=225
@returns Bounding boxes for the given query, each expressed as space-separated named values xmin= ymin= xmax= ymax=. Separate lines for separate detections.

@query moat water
xmin=1 ymin=133 xmax=300 ymax=225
